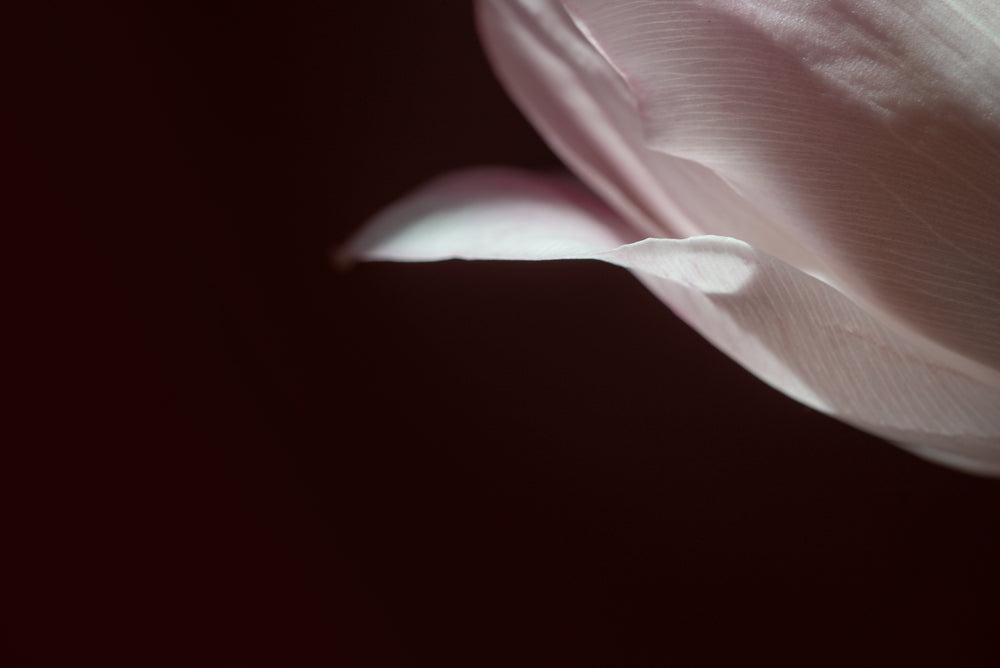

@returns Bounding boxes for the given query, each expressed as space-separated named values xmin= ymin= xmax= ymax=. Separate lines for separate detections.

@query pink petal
xmin=476 ymin=0 xmax=829 ymax=273
xmin=340 ymin=168 xmax=638 ymax=262
xmin=343 ymin=168 xmax=1000 ymax=475
xmin=558 ymin=0 xmax=1000 ymax=375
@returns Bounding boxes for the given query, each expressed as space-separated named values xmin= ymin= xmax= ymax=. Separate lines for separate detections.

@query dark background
xmin=11 ymin=1 xmax=999 ymax=666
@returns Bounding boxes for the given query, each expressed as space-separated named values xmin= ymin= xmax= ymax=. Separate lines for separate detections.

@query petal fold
xmin=559 ymin=0 xmax=1000 ymax=374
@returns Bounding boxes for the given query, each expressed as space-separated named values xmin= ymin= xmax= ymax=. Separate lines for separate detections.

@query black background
xmin=10 ymin=2 xmax=1000 ymax=666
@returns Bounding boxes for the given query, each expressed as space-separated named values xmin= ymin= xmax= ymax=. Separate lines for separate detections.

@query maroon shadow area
xmin=9 ymin=2 xmax=999 ymax=667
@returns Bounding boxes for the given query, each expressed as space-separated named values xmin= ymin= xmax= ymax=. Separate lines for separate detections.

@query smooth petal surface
xmin=341 ymin=169 xmax=638 ymax=262
xmin=475 ymin=0 xmax=833 ymax=274
xmin=559 ymin=0 xmax=1000 ymax=376
xmin=344 ymin=168 xmax=1000 ymax=475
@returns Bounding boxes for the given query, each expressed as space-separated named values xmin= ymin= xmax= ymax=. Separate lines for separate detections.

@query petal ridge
xmin=560 ymin=0 xmax=1000 ymax=373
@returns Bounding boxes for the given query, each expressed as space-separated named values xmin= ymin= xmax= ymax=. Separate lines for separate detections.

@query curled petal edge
xmin=340 ymin=168 xmax=1000 ymax=476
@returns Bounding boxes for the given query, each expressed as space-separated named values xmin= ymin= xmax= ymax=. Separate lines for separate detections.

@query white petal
xmin=343 ymin=168 xmax=1000 ymax=475
xmin=340 ymin=168 xmax=637 ymax=262
xmin=560 ymin=0 xmax=1000 ymax=375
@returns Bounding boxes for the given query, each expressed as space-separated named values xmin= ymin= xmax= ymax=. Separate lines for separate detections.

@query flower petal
xmin=560 ymin=0 xmax=1000 ymax=375
xmin=475 ymin=0 xmax=833 ymax=271
xmin=343 ymin=167 xmax=1000 ymax=475
xmin=340 ymin=168 xmax=637 ymax=262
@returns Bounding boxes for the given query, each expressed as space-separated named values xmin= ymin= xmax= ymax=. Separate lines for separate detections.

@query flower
xmin=342 ymin=0 xmax=1000 ymax=475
